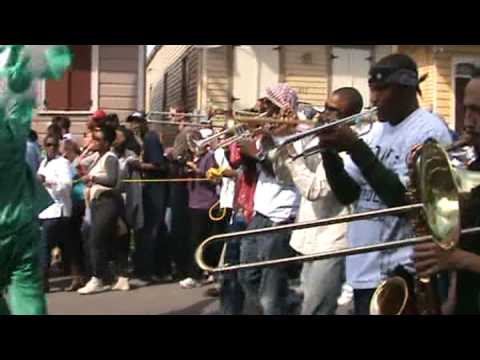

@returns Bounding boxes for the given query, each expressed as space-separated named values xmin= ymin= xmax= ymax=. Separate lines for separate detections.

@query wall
xmin=33 ymin=45 xmax=142 ymax=140
xmin=281 ymin=45 xmax=330 ymax=106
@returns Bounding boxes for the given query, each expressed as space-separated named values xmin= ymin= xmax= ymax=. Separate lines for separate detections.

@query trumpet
xmin=147 ymin=119 xmax=224 ymax=129
xmin=190 ymin=124 xmax=250 ymax=154
xmin=275 ymin=107 xmax=378 ymax=159
xmin=195 ymin=139 xmax=480 ymax=274
xmin=149 ymin=111 xmax=207 ymax=119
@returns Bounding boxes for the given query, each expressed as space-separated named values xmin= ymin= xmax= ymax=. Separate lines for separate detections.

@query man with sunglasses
xmin=282 ymin=87 xmax=363 ymax=315
xmin=37 ymin=135 xmax=73 ymax=292
xmin=319 ymin=54 xmax=452 ymax=315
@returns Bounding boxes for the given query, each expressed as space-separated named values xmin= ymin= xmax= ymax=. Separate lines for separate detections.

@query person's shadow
xmin=159 ymin=298 xmax=219 ymax=315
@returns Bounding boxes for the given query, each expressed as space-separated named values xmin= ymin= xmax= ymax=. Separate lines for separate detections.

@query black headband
xmin=369 ymin=65 xmax=420 ymax=87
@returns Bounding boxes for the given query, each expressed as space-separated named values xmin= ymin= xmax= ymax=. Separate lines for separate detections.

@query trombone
xmin=195 ymin=139 xmax=480 ymax=273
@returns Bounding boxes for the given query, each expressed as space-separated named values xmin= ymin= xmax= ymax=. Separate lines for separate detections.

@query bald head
xmin=332 ymin=87 xmax=364 ymax=117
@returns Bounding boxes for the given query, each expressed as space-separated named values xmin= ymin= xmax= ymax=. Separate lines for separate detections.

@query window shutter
xmin=69 ymin=45 xmax=92 ymax=110
xmin=44 ymin=45 xmax=92 ymax=111
xmin=45 ymin=71 xmax=70 ymax=110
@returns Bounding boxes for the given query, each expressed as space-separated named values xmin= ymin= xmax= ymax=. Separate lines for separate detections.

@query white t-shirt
xmin=254 ymin=169 xmax=300 ymax=223
xmin=37 ymin=156 xmax=73 ymax=219
xmin=343 ymin=109 xmax=452 ymax=289
xmin=214 ymin=148 xmax=236 ymax=209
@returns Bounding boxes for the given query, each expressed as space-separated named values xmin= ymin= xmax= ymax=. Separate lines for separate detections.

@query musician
xmin=283 ymin=87 xmax=364 ymax=315
xmin=414 ymin=69 xmax=480 ymax=314
xmin=179 ymin=131 xmax=221 ymax=289
xmin=237 ymin=83 xmax=301 ymax=315
xmin=319 ymin=54 xmax=452 ymax=315
xmin=126 ymin=111 xmax=168 ymax=283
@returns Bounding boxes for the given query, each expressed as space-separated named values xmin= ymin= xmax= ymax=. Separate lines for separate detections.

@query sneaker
xmin=337 ymin=284 xmax=354 ymax=307
xmin=202 ymin=275 xmax=215 ymax=286
xmin=179 ymin=277 xmax=200 ymax=289
xmin=78 ymin=277 xmax=109 ymax=295
xmin=112 ymin=277 xmax=130 ymax=292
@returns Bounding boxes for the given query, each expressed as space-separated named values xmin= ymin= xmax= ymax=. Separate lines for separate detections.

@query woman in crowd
xmin=77 ymin=125 xmax=124 ymax=295
xmin=62 ymin=139 xmax=88 ymax=291
xmin=112 ymin=126 xmax=144 ymax=291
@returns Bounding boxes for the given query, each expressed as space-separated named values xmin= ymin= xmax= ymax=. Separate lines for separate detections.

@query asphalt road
xmin=46 ymin=277 xmax=353 ymax=316
xmin=46 ymin=277 xmax=220 ymax=315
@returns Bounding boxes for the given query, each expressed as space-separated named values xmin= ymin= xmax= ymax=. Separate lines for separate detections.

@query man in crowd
xmin=127 ymin=111 xmax=168 ymax=283
xmin=319 ymin=54 xmax=452 ymax=314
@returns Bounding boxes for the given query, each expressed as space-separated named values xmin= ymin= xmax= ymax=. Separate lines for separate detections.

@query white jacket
xmin=37 ymin=156 xmax=73 ymax=219
xmin=286 ymin=155 xmax=349 ymax=255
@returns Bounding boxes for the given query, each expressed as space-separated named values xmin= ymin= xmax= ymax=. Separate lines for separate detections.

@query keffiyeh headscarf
xmin=265 ymin=83 xmax=299 ymax=112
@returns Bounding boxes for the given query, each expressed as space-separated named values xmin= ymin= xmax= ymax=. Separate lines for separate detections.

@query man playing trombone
xmin=414 ymin=69 xmax=480 ymax=315
xmin=318 ymin=54 xmax=452 ymax=315
xmin=283 ymin=87 xmax=364 ymax=315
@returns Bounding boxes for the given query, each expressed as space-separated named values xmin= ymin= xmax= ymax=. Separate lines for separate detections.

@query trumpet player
xmin=283 ymin=87 xmax=364 ymax=315
xmin=414 ymin=69 xmax=480 ymax=315
xmin=237 ymin=83 xmax=301 ymax=315
xmin=319 ymin=54 xmax=452 ymax=315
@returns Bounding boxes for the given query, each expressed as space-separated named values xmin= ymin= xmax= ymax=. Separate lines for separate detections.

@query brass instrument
xmin=276 ymin=107 xmax=378 ymax=159
xmin=195 ymin=139 xmax=480 ymax=277
xmin=148 ymin=119 xmax=224 ymax=129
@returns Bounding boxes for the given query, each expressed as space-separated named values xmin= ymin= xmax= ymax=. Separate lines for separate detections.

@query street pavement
xmin=46 ymin=277 xmax=353 ymax=316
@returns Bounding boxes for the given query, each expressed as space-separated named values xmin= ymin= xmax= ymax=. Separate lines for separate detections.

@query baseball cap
xmin=126 ymin=111 xmax=147 ymax=123
xmin=92 ymin=110 xmax=107 ymax=122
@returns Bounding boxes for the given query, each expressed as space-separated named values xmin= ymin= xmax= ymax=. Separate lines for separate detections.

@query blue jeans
xmin=300 ymin=258 xmax=345 ymax=315
xmin=220 ymin=212 xmax=246 ymax=315
xmin=238 ymin=214 xmax=292 ymax=315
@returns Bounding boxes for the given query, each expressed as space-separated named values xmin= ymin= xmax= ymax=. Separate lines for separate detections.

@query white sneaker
xmin=112 ymin=277 xmax=130 ymax=292
xmin=78 ymin=277 xmax=109 ymax=295
xmin=337 ymin=284 xmax=354 ymax=306
xmin=179 ymin=277 xmax=200 ymax=289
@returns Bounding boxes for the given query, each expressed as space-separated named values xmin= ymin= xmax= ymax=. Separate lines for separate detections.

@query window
xmin=453 ymin=59 xmax=480 ymax=132
xmin=181 ymin=57 xmax=190 ymax=108
xmin=162 ymin=73 xmax=169 ymax=111
xmin=42 ymin=45 xmax=97 ymax=112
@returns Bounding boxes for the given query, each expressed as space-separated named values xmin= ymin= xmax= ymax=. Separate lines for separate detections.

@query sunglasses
xmin=45 ymin=143 xmax=59 ymax=148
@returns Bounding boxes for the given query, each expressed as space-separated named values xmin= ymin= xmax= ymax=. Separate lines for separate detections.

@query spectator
xmin=62 ymin=139 xmax=88 ymax=292
xmin=77 ymin=125 xmax=124 ymax=295
xmin=37 ymin=134 xmax=73 ymax=292
xmin=126 ymin=111 xmax=168 ymax=284
xmin=26 ymin=130 xmax=42 ymax=173
xmin=112 ymin=126 xmax=145 ymax=291
xmin=52 ymin=116 xmax=72 ymax=141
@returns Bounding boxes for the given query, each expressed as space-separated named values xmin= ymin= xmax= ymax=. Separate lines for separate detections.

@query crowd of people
xmin=6 ymin=49 xmax=480 ymax=315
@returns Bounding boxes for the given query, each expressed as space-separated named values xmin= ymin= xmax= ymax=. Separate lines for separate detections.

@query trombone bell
xmin=370 ymin=277 xmax=410 ymax=315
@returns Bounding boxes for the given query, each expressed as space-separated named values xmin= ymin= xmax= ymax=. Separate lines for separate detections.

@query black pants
xmin=353 ymin=289 xmax=376 ymax=315
xmin=88 ymin=192 xmax=120 ymax=280
xmin=187 ymin=208 xmax=221 ymax=281
xmin=135 ymin=184 xmax=167 ymax=278
xmin=170 ymin=184 xmax=190 ymax=279
xmin=63 ymin=200 xmax=85 ymax=276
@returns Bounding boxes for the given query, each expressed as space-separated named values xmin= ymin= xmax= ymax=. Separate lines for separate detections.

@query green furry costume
xmin=0 ymin=45 xmax=71 ymax=315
